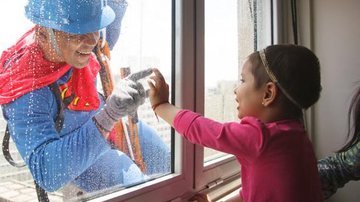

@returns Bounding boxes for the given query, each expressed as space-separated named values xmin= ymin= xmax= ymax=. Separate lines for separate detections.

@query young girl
xmin=148 ymin=44 xmax=324 ymax=202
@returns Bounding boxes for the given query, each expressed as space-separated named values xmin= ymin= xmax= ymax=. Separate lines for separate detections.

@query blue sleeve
xmin=318 ymin=141 xmax=360 ymax=199
xmin=107 ymin=0 xmax=128 ymax=50
xmin=137 ymin=120 xmax=171 ymax=176
xmin=2 ymin=87 xmax=112 ymax=192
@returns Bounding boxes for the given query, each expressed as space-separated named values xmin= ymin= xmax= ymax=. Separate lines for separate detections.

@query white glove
xmin=94 ymin=69 xmax=152 ymax=132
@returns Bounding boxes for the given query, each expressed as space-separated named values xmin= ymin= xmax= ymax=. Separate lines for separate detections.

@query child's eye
xmin=240 ymin=79 xmax=245 ymax=83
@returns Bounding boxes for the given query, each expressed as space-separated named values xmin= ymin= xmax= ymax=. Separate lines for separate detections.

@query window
xmin=194 ymin=0 xmax=272 ymax=194
xmin=203 ymin=0 xmax=271 ymax=163
xmin=0 ymin=0 xmax=272 ymax=201
xmin=0 ymin=0 xmax=174 ymax=201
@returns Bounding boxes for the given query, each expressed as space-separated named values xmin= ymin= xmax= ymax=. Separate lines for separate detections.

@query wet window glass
xmin=204 ymin=0 xmax=269 ymax=163
xmin=0 ymin=0 xmax=172 ymax=201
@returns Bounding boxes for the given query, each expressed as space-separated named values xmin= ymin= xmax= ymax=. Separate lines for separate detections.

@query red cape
xmin=0 ymin=27 xmax=100 ymax=110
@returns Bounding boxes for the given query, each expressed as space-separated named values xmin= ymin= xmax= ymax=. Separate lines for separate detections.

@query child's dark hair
xmin=249 ymin=44 xmax=322 ymax=116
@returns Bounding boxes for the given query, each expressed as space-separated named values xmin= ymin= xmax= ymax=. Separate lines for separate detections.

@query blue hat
xmin=25 ymin=0 xmax=116 ymax=34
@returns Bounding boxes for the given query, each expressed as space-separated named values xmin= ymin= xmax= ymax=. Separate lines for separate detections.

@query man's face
xmin=52 ymin=30 xmax=100 ymax=68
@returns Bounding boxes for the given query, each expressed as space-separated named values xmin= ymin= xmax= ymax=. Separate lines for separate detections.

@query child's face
xmin=234 ymin=58 xmax=264 ymax=119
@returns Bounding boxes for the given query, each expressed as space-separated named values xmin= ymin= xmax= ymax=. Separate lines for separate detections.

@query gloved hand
xmin=94 ymin=68 xmax=153 ymax=132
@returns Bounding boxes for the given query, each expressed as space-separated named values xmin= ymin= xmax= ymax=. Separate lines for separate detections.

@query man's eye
xmin=66 ymin=33 xmax=82 ymax=40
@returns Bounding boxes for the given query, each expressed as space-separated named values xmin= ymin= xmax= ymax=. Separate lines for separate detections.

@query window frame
xmin=91 ymin=0 xmax=198 ymax=200
xmin=193 ymin=0 xmax=273 ymax=195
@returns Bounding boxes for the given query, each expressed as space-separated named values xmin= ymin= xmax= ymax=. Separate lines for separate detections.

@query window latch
xmin=206 ymin=178 xmax=224 ymax=189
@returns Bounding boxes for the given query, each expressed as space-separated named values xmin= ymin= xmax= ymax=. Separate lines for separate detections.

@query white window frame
xmin=193 ymin=0 xmax=273 ymax=197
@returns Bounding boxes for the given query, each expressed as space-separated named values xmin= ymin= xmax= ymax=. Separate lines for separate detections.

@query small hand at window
xmin=147 ymin=68 xmax=170 ymax=109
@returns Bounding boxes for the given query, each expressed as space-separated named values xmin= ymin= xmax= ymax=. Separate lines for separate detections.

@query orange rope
xmin=95 ymin=41 xmax=146 ymax=172
xmin=119 ymin=67 xmax=146 ymax=172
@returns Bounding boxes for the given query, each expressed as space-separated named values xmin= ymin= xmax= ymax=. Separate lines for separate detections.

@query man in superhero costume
xmin=0 ymin=0 xmax=170 ymax=195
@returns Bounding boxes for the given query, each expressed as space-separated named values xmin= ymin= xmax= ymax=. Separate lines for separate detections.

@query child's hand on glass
xmin=147 ymin=68 xmax=170 ymax=111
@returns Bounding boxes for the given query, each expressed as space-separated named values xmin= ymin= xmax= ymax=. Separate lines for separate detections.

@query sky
xmin=0 ymin=0 xmax=33 ymax=50
xmin=0 ymin=0 xmax=239 ymax=88
xmin=205 ymin=0 xmax=239 ymax=87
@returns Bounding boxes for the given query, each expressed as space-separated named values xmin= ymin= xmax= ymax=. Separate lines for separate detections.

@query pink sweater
xmin=174 ymin=110 xmax=323 ymax=202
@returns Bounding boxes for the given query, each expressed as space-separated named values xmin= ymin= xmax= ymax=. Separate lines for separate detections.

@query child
xmin=147 ymin=44 xmax=324 ymax=202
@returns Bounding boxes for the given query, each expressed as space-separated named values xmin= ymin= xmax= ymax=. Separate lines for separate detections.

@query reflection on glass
xmin=0 ymin=0 xmax=172 ymax=201
xmin=204 ymin=0 xmax=265 ymax=163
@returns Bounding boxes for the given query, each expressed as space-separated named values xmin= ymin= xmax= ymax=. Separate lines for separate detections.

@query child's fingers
xmin=149 ymin=75 xmax=165 ymax=88
xmin=147 ymin=79 xmax=155 ymax=90
xmin=153 ymin=68 xmax=166 ymax=82
xmin=152 ymin=68 xmax=161 ymax=75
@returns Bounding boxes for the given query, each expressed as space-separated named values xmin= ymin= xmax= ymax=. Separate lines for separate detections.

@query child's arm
xmin=147 ymin=68 xmax=180 ymax=126
xmin=153 ymin=102 xmax=180 ymax=127
xmin=148 ymin=70 xmax=263 ymax=157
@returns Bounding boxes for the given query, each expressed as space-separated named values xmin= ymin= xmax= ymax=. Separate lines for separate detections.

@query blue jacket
xmin=1 ymin=69 xmax=170 ymax=192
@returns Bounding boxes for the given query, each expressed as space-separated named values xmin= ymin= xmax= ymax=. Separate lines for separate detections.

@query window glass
xmin=204 ymin=0 xmax=269 ymax=163
xmin=0 ymin=0 xmax=172 ymax=201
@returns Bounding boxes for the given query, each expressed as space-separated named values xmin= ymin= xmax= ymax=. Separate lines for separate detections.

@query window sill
xmin=207 ymin=175 xmax=241 ymax=202
xmin=186 ymin=174 xmax=241 ymax=202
